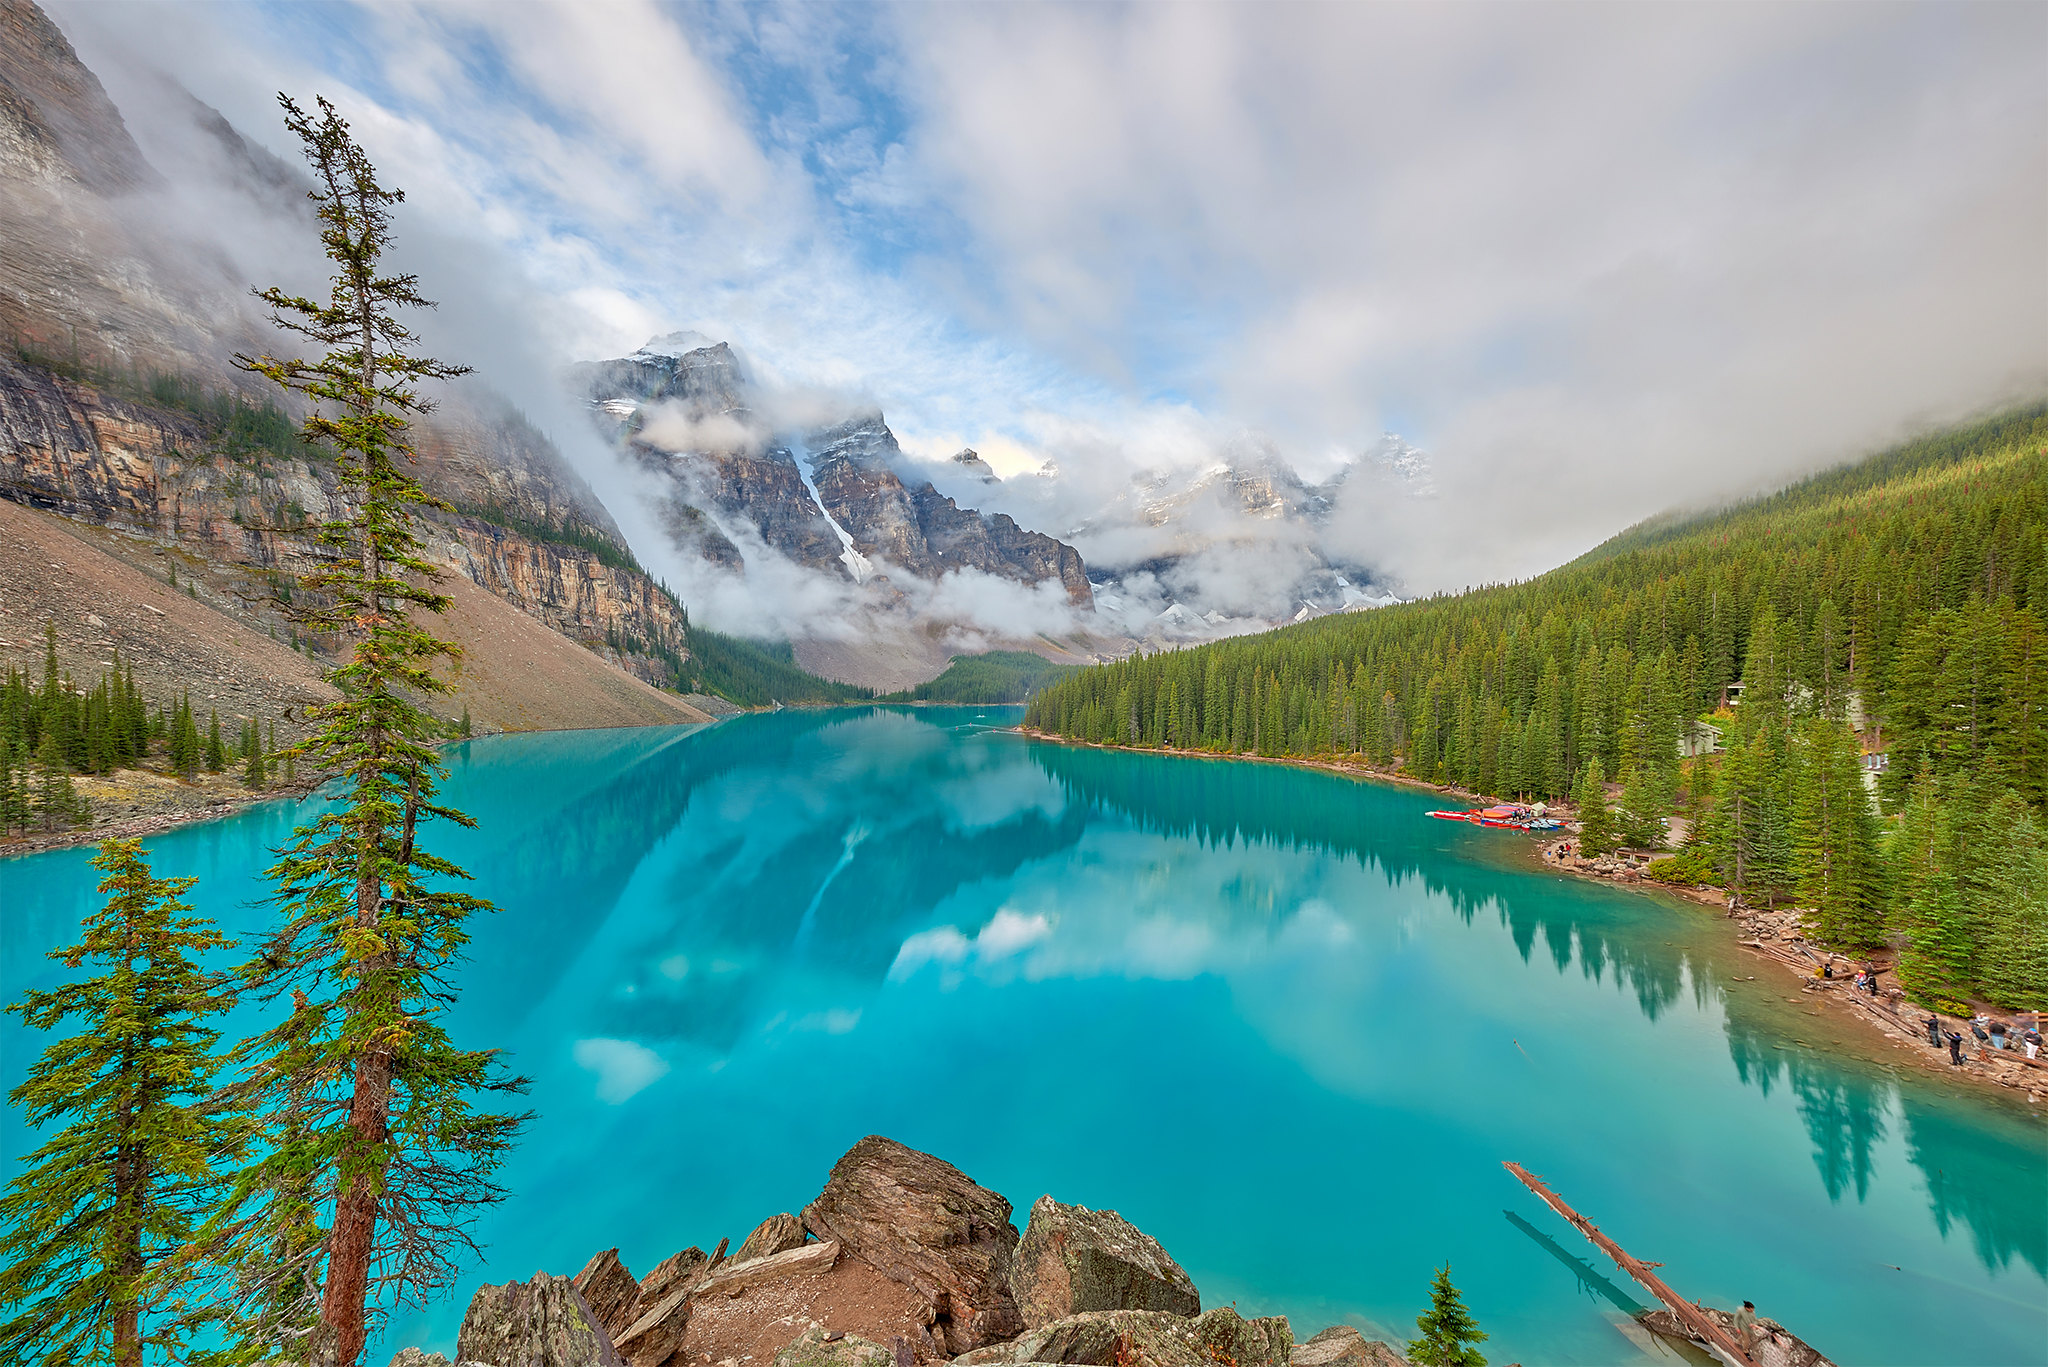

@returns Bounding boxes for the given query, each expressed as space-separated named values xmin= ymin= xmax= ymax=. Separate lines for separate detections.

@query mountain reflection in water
xmin=3 ymin=706 xmax=2041 ymax=1366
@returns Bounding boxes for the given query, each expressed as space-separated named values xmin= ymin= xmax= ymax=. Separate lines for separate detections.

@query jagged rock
xmin=455 ymin=1272 xmax=624 ymax=1367
xmin=696 ymin=1240 xmax=840 ymax=1298
xmin=802 ymin=1135 xmax=1023 ymax=1354
xmin=735 ymin=1212 xmax=808 ymax=1264
xmin=957 ymin=1308 xmax=1292 ymax=1367
xmin=1010 ymin=1196 xmax=1199 ymax=1328
xmin=613 ymin=1286 xmax=690 ymax=1367
xmin=386 ymin=1351 xmax=453 ymax=1367
xmin=1291 ymin=1326 xmax=1412 ymax=1367
xmin=770 ymin=1327 xmax=896 ymax=1367
xmin=1639 ymin=1308 xmax=1834 ymax=1367
xmin=638 ymin=1246 xmax=712 ymax=1305
xmin=573 ymin=1248 xmax=642 ymax=1340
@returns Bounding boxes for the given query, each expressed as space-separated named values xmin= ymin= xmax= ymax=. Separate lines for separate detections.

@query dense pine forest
xmin=1028 ymin=408 xmax=2048 ymax=1011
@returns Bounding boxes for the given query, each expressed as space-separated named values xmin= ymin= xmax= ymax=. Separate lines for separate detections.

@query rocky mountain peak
xmin=951 ymin=448 xmax=1000 ymax=483
xmin=0 ymin=0 xmax=153 ymax=192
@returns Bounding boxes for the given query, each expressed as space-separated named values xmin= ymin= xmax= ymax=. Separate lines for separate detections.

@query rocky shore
xmin=391 ymin=1136 xmax=1824 ymax=1367
xmin=393 ymin=1137 xmax=1421 ymax=1367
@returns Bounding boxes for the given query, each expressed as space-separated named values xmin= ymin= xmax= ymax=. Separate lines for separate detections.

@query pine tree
xmin=205 ymin=710 xmax=226 ymax=774
xmin=1898 ymin=870 xmax=1974 ymax=1013
xmin=201 ymin=95 xmax=528 ymax=1367
xmin=32 ymin=726 xmax=86 ymax=833
xmin=0 ymin=839 xmax=234 ymax=1367
xmin=1408 ymin=1263 xmax=1488 ymax=1367
xmin=1575 ymin=757 xmax=1616 ymax=856
xmin=1793 ymin=718 xmax=1882 ymax=945
xmin=243 ymin=719 xmax=267 ymax=789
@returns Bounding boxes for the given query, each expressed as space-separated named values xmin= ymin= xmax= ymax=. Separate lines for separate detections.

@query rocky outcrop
xmin=456 ymin=1273 xmax=625 ymax=1367
xmin=613 ymin=1286 xmax=691 ymax=1367
xmin=572 ymin=1249 xmax=642 ymax=1341
xmin=697 ymin=1240 xmax=840 ymax=1298
xmin=735 ymin=1213 xmax=809 ymax=1264
xmin=956 ymin=1308 xmax=1292 ymax=1367
xmin=1290 ymin=1326 xmax=1411 ymax=1367
xmin=1009 ymin=1196 xmax=1199 ymax=1328
xmin=639 ymin=1245 xmax=716 ymax=1309
xmin=802 ymin=1135 xmax=1024 ymax=1354
xmin=385 ymin=1351 xmax=456 ymax=1367
xmin=771 ymin=1327 xmax=896 ymax=1367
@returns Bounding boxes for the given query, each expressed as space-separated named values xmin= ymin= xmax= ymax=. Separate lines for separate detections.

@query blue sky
xmin=55 ymin=0 xmax=2048 ymax=588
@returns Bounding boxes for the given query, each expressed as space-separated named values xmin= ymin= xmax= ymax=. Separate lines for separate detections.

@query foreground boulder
xmin=803 ymin=1136 xmax=1023 ymax=1353
xmin=613 ymin=1284 xmax=692 ymax=1367
xmin=696 ymin=1240 xmax=841 ymax=1298
xmin=1290 ymin=1326 xmax=1412 ymax=1367
xmin=456 ymin=1273 xmax=625 ymax=1367
xmin=770 ymin=1327 xmax=898 ymax=1367
xmin=957 ymin=1308 xmax=1292 ymax=1367
xmin=386 ymin=1352 xmax=454 ymax=1367
xmin=736 ymin=1212 xmax=808 ymax=1263
xmin=573 ymin=1249 xmax=643 ymax=1340
xmin=1009 ymin=1196 xmax=1199 ymax=1328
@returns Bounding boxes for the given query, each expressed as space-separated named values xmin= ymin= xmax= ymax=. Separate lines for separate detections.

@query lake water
xmin=4 ymin=708 xmax=2044 ymax=1366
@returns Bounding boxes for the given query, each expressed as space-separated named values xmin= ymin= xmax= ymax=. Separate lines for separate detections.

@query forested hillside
xmin=1028 ymin=408 xmax=2048 ymax=1010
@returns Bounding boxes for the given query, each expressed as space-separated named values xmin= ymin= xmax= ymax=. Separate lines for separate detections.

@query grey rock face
xmin=1010 ymin=1196 xmax=1199 ymax=1328
xmin=733 ymin=1212 xmax=810 ymax=1264
xmin=957 ymin=1308 xmax=1292 ymax=1367
xmin=802 ymin=1135 xmax=1024 ymax=1354
xmin=770 ymin=1327 xmax=896 ymax=1367
xmin=455 ymin=1272 xmax=625 ymax=1367
xmin=1291 ymin=1326 xmax=1412 ymax=1367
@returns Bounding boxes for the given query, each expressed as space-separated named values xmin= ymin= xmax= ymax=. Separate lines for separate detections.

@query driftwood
xmin=1504 ymin=1163 xmax=1760 ymax=1367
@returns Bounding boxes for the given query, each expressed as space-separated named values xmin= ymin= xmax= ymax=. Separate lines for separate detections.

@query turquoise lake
xmin=3 ymin=707 xmax=2044 ymax=1366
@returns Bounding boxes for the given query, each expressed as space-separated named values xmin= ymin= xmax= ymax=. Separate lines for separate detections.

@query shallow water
xmin=4 ymin=708 xmax=2043 ymax=1366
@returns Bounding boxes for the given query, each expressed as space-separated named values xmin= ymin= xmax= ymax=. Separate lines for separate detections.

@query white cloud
xmin=44 ymin=0 xmax=2048 ymax=605
xmin=572 ymin=1037 xmax=671 ymax=1103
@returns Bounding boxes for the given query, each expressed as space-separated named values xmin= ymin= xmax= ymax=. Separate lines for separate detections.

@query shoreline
xmin=0 ymin=711 xmax=745 ymax=860
xmin=1008 ymin=727 xmax=2048 ymax=1111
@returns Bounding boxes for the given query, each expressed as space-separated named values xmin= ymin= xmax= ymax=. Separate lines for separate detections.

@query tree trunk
xmin=112 ymin=1138 xmax=141 ymax=1367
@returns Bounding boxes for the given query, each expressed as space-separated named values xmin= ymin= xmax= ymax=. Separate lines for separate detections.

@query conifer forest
xmin=1029 ymin=410 xmax=2048 ymax=1011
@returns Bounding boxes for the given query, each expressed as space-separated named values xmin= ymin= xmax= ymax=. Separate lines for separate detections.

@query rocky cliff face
xmin=0 ymin=352 xmax=691 ymax=686
xmin=577 ymin=339 xmax=1092 ymax=607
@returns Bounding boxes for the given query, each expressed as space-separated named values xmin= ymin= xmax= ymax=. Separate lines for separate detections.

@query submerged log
xmin=1504 ymin=1162 xmax=1804 ymax=1367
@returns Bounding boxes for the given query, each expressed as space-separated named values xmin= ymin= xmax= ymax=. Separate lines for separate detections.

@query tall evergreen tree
xmin=1408 ymin=1264 xmax=1488 ymax=1367
xmin=1575 ymin=757 xmax=1616 ymax=857
xmin=202 ymin=94 xmax=527 ymax=1367
xmin=0 ymin=840 xmax=233 ymax=1367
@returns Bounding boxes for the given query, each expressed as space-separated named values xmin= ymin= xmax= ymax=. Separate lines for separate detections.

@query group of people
xmin=1923 ymin=1010 xmax=2043 ymax=1065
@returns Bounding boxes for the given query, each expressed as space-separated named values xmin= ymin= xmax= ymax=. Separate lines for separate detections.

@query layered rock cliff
xmin=0 ymin=352 xmax=690 ymax=688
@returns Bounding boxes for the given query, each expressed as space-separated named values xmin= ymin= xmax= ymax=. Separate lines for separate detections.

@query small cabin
xmin=1680 ymin=719 xmax=1724 ymax=758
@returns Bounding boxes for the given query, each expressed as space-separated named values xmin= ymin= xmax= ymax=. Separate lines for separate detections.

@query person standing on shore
xmin=1925 ymin=1014 xmax=1942 ymax=1047
xmin=1948 ymin=1030 xmax=1965 ymax=1066
xmin=1734 ymin=1302 xmax=1758 ymax=1355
